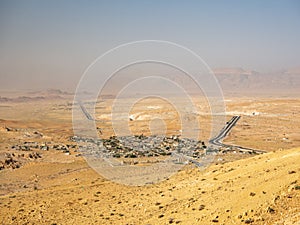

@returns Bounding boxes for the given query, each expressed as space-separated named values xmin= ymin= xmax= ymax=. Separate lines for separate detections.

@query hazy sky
xmin=0 ymin=0 xmax=300 ymax=91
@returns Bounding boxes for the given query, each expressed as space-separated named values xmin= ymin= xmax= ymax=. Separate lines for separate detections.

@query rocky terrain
xmin=0 ymin=94 xmax=299 ymax=224
xmin=0 ymin=146 xmax=299 ymax=224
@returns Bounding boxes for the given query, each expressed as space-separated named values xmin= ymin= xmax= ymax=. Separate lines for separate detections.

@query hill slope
xmin=0 ymin=147 xmax=299 ymax=224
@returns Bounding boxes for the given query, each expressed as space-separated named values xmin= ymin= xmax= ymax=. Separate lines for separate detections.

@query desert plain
xmin=0 ymin=90 xmax=299 ymax=225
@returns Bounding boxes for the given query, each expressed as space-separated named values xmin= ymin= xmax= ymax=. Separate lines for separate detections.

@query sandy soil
xmin=0 ymin=95 xmax=299 ymax=224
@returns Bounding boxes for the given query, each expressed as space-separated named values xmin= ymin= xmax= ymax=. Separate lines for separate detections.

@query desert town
xmin=1 ymin=1 xmax=300 ymax=224
xmin=0 ymin=90 xmax=299 ymax=224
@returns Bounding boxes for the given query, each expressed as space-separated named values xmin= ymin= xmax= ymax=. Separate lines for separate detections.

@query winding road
xmin=209 ymin=116 xmax=266 ymax=154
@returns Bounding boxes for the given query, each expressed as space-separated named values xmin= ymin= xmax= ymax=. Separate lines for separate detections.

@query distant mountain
xmin=0 ymin=89 xmax=72 ymax=103
xmin=212 ymin=67 xmax=300 ymax=95
xmin=27 ymin=89 xmax=73 ymax=96
xmin=0 ymin=95 xmax=57 ymax=103
xmin=2 ymin=70 xmax=297 ymax=101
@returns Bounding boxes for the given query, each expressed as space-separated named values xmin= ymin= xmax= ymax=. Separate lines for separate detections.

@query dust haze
xmin=1 ymin=1 xmax=300 ymax=225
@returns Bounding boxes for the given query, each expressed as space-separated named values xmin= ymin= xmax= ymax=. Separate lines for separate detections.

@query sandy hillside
xmin=0 ymin=147 xmax=299 ymax=225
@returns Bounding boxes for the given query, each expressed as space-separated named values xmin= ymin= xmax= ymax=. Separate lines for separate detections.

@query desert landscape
xmin=0 ymin=86 xmax=299 ymax=224
xmin=1 ymin=1 xmax=300 ymax=224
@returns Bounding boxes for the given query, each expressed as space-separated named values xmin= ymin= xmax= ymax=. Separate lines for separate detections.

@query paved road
xmin=78 ymin=101 xmax=94 ymax=121
xmin=209 ymin=116 xmax=241 ymax=146
xmin=209 ymin=116 xmax=266 ymax=154
xmin=78 ymin=101 xmax=265 ymax=157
